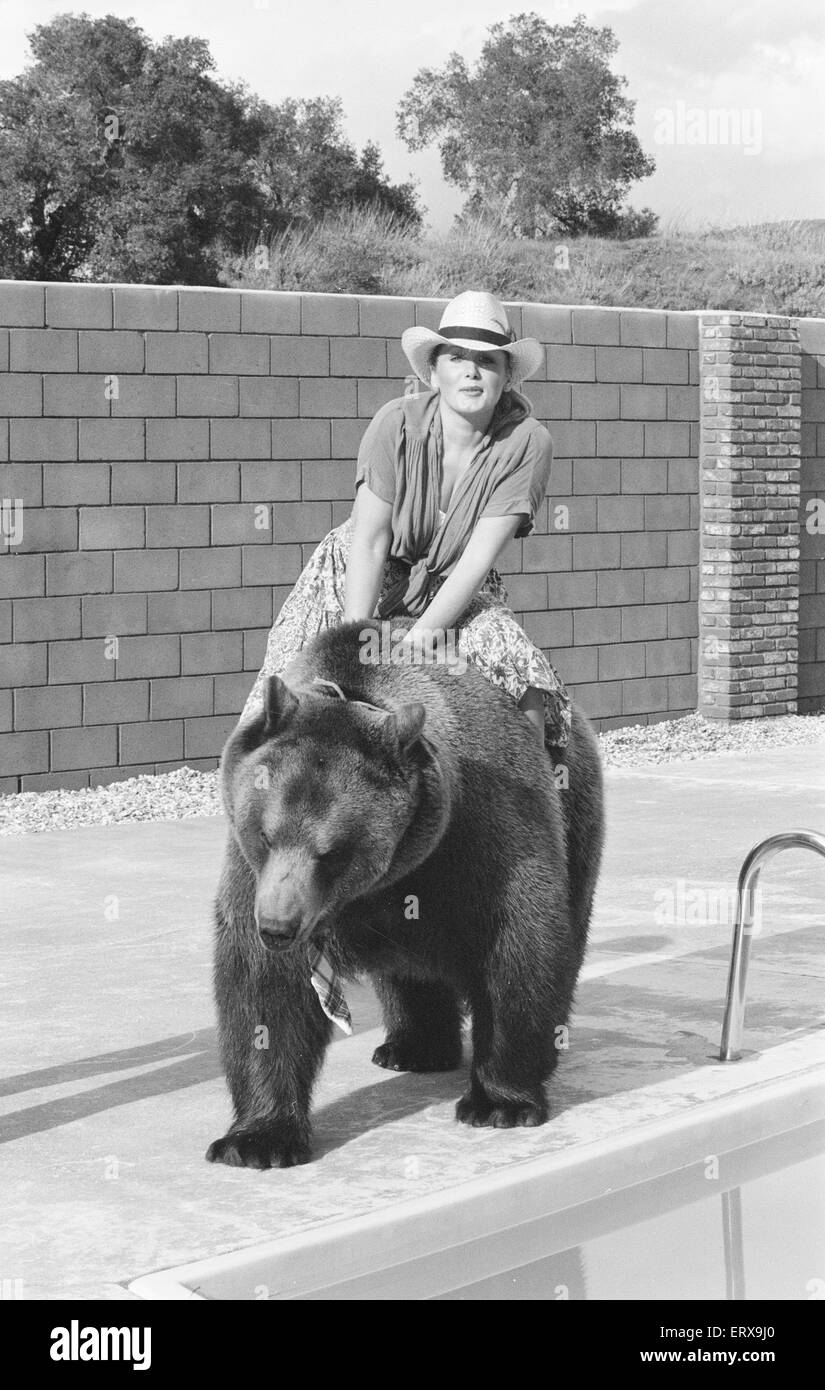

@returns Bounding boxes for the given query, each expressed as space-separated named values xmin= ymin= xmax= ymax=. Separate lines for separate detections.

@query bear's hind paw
xmin=205 ymin=1122 xmax=311 ymax=1170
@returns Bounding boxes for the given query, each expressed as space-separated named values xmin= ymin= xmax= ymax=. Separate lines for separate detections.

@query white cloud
xmin=598 ymin=0 xmax=825 ymax=224
xmin=599 ymin=0 xmax=825 ymax=79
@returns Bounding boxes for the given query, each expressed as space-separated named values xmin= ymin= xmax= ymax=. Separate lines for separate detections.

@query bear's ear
xmin=263 ymin=674 xmax=299 ymax=737
xmin=383 ymin=701 xmax=427 ymax=755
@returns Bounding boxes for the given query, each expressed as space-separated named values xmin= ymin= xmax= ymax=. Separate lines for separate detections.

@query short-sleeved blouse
xmin=354 ymin=391 xmax=554 ymax=552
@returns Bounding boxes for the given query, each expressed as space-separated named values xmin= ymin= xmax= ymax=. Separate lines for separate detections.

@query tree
xmin=0 ymin=14 xmax=264 ymax=282
xmin=249 ymin=95 xmax=420 ymax=232
xmin=0 ymin=13 xmax=145 ymax=279
xmin=0 ymin=13 xmax=419 ymax=284
xmin=397 ymin=11 xmax=656 ymax=238
xmin=87 ymin=35 xmax=268 ymax=284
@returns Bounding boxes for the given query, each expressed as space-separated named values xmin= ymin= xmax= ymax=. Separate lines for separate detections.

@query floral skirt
xmin=240 ymin=516 xmax=572 ymax=748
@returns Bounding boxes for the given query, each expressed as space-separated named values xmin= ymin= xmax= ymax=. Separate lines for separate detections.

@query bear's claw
xmin=205 ymin=1124 xmax=311 ymax=1169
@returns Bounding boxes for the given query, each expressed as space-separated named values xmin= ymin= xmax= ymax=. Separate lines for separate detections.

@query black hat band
xmin=439 ymin=325 xmax=514 ymax=348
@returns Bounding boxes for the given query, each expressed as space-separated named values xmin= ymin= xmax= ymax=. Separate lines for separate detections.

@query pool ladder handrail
xmin=720 ymin=829 xmax=825 ymax=1061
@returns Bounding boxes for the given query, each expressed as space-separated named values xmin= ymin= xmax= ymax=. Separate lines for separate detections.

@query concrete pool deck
xmin=1 ymin=743 xmax=824 ymax=1300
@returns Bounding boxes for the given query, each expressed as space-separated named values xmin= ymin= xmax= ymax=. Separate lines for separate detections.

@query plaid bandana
xmin=307 ymin=942 xmax=352 ymax=1035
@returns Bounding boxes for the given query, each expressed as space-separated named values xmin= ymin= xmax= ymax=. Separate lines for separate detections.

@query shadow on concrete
xmin=311 ymin=1064 xmax=471 ymax=1157
xmin=0 ymin=1028 xmax=217 ymax=1099
xmin=0 ymin=1030 xmax=221 ymax=1145
xmin=596 ymin=934 xmax=673 ymax=953
xmin=0 ymin=1031 xmax=470 ymax=1155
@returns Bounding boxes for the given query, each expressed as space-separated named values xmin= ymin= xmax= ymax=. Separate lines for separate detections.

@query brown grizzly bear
xmin=206 ymin=618 xmax=604 ymax=1168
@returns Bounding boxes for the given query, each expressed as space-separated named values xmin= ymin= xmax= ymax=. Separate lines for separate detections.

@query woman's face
xmin=429 ymin=345 xmax=511 ymax=422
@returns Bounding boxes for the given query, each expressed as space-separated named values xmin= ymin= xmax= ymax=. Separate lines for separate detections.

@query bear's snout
xmin=255 ymin=848 xmax=320 ymax=949
xmin=257 ymin=914 xmax=303 ymax=950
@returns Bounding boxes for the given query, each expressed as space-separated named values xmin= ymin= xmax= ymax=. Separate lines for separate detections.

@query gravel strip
xmin=598 ymin=710 xmax=825 ymax=769
xmin=1 ymin=711 xmax=823 ymax=837
xmin=0 ymin=767 xmax=224 ymax=837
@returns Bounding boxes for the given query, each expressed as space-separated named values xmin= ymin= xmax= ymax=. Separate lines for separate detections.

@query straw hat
xmin=401 ymin=291 xmax=543 ymax=388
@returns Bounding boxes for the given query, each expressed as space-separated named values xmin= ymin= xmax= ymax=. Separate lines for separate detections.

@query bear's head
xmin=224 ymin=674 xmax=432 ymax=952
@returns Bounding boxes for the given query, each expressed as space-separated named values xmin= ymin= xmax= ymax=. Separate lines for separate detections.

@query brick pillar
xmin=698 ymin=313 xmax=802 ymax=719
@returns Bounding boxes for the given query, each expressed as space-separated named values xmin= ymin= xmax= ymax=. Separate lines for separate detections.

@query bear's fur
xmin=206 ymin=619 xmax=604 ymax=1169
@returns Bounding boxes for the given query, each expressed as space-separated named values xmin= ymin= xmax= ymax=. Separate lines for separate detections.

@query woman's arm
xmin=404 ymin=513 xmax=523 ymax=648
xmin=343 ymin=483 xmax=394 ymax=622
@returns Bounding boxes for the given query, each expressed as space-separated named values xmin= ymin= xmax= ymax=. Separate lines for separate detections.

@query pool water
xmin=434 ymin=1130 xmax=825 ymax=1301
xmin=274 ymin=1119 xmax=824 ymax=1300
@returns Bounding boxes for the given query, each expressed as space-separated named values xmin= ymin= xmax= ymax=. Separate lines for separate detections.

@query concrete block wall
xmin=512 ymin=302 xmax=701 ymax=733
xmin=0 ymin=282 xmax=820 ymax=792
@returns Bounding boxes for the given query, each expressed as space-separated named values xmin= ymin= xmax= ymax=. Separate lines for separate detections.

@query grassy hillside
xmin=219 ymin=208 xmax=825 ymax=317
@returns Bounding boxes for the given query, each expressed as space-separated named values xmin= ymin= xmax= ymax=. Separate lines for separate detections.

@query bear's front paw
xmin=205 ymin=1121 xmax=311 ymax=1170
xmin=455 ymin=1090 xmax=548 ymax=1128
xmin=372 ymin=1038 xmax=462 ymax=1073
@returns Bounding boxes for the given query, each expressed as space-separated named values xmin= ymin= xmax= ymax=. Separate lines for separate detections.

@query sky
xmin=0 ymin=0 xmax=822 ymax=231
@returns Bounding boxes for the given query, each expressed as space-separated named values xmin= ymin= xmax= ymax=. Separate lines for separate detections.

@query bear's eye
xmin=259 ymin=830 xmax=270 ymax=849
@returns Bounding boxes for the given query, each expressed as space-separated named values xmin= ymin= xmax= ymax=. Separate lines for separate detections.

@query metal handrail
xmin=719 ymin=829 xmax=825 ymax=1061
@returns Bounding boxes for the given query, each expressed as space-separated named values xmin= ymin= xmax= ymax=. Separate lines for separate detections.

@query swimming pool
xmin=431 ymin=1122 xmax=824 ymax=1301
xmin=129 ymin=1062 xmax=825 ymax=1300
